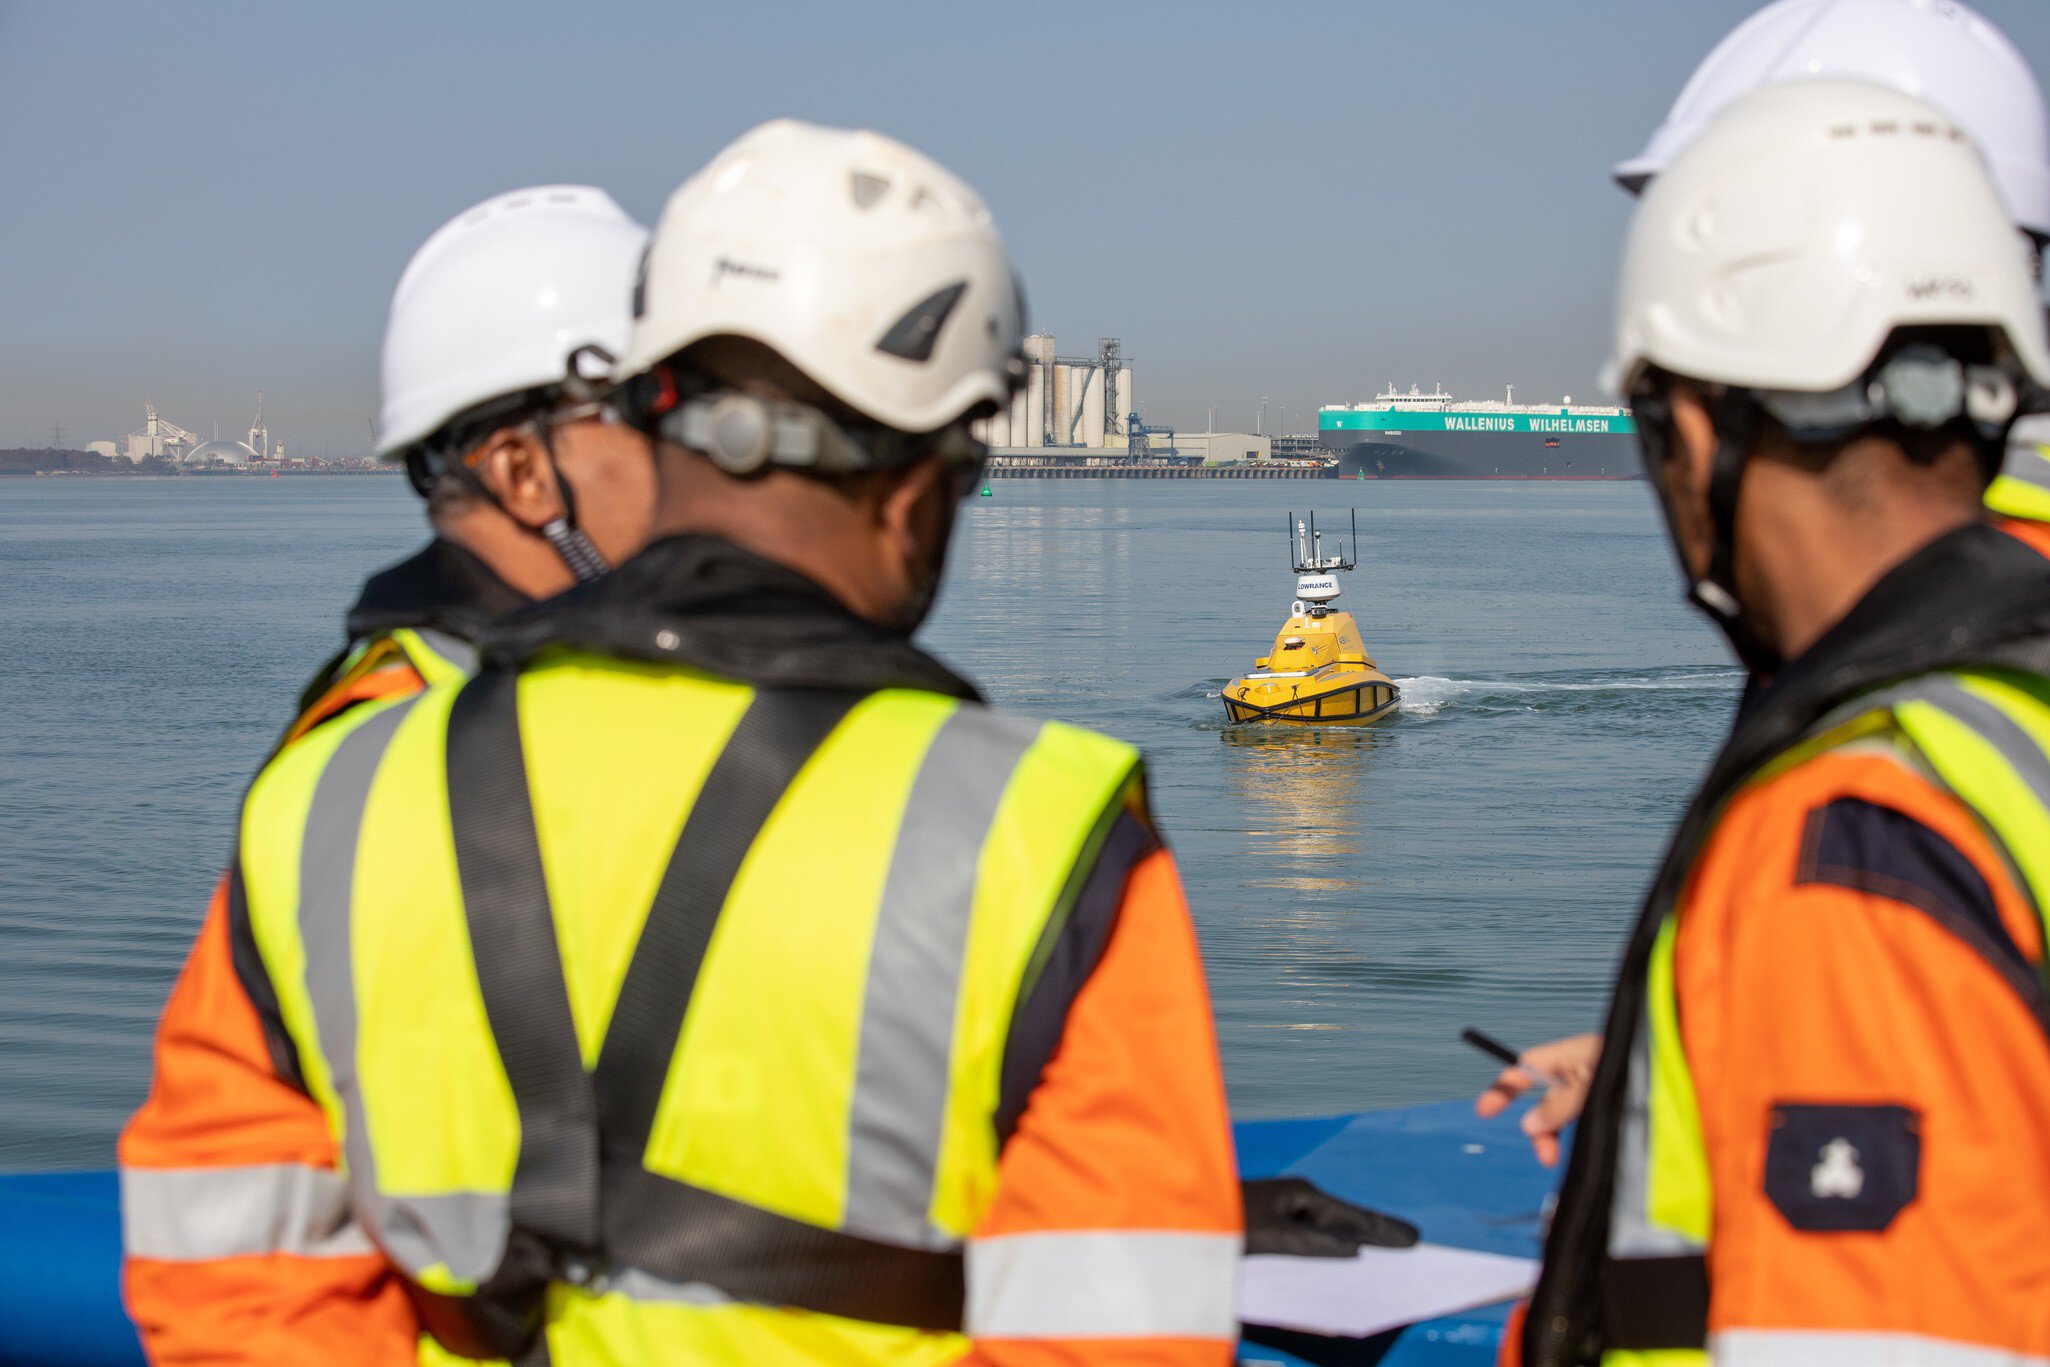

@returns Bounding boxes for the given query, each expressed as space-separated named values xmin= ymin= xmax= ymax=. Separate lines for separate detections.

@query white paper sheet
xmin=1238 ymin=1242 xmax=1539 ymax=1340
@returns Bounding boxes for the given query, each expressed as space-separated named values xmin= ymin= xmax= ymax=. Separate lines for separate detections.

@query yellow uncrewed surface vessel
xmin=1222 ymin=511 xmax=1400 ymax=725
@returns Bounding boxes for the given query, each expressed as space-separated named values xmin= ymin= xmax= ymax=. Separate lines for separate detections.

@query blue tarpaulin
xmin=0 ymin=1100 xmax=1555 ymax=1366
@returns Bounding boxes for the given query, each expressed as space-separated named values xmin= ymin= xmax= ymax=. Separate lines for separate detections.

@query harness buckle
xmin=558 ymin=1254 xmax=616 ymax=1296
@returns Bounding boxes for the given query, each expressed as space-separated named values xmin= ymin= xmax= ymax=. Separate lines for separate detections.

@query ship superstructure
xmin=1319 ymin=385 xmax=1640 ymax=479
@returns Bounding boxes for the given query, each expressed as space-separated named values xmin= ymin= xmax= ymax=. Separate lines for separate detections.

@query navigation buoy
xmin=979 ymin=485 xmax=993 ymax=497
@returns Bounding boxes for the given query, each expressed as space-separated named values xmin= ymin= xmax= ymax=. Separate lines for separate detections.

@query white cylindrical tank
xmin=1079 ymin=363 xmax=1106 ymax=445
xmin=1116 ymin=367 xmax=1134 ymax=435
xmin=1024 ymin=360 xmax=1046 ymax=447
xmin=1052 ymin=363 xmax=1071 ymax=445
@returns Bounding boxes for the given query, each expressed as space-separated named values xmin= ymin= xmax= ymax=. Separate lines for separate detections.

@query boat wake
xmin=1396 ymin=669 xmax=1740 ymax=719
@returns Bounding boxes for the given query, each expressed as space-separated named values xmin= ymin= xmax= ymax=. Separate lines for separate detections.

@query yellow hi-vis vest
xmin=1600 ymin=668 xmax=2050 ymax=1366
xmin=238 ymin=652 xmax=1143 ymax=1364
xmin=1987 ymin=442 xmax=2050 ymax=524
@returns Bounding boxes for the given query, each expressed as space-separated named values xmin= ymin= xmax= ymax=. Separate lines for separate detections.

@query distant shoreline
xmin=4 ymin=467 xmax=401 ymax=479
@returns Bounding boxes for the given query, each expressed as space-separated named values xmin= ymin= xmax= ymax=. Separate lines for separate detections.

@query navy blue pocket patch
xmin=1764 ymin=1104 xmax=1920 ymax=1233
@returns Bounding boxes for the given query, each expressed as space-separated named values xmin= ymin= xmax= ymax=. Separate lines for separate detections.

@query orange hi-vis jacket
xmin=1516 ymin=523 xmax=2050 ymax=1367
xmin=119 ymin=535 xmax=509 ymax=1362
xmin=120 ymin=535 xmax=1241 ymax=1367
xmin=1999 ymin=514 xmax=2050 ymax=560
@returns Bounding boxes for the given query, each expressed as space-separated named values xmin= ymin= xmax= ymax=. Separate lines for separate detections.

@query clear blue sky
xmin=6 ymin=0 xmax=2050 ymax=455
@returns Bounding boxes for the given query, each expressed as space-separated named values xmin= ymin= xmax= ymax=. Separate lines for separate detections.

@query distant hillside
xmin=0 ymin=448 xmax=176 ymax=475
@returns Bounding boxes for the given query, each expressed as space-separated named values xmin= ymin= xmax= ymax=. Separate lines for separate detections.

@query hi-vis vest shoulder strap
xmin=1597 ymin=668 xmax=2050 ymax=1366
xmin=237 ymin=660 xmax=1144 ymax=1356
xmin=1987 ymin=442 xmax=2050 ymax=524
xmin=279 ymin=628 xmax=481 ymax=751
xmin=388 ymin=626 xmax=480 ymax=687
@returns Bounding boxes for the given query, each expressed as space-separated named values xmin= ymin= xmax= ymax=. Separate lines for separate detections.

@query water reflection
xmin=1219 ymin=724 xmax=1395 ymax=894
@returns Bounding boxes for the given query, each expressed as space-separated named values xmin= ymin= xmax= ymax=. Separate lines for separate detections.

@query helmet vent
xmin=851 ymin=172 xmax=890 ymax=208
xmin=876 ymin=281 xmax=967 ymax=362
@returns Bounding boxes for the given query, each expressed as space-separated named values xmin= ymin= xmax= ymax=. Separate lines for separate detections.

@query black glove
xmin=1241 ymin=1176 xmax=1420 ymax=1257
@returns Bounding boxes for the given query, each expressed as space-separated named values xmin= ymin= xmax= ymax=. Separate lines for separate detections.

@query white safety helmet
xmin=1610 ymin=80 xmax=2050 ymax=406
xmin=377 ymin=185 xmax=649 ymax=459
xmin=618 ymin=119 xmax=1023 ymax=443
xmin=1615 ymin=0 xmax=2050 ymax=241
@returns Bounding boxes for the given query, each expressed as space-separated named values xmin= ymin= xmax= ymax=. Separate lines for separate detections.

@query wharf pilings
xmin=989 ymin=461 xmax=1337 ymax=480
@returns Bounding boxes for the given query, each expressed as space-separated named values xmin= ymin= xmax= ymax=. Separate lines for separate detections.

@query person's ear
xmin=1662 ymin=387 xmax=1722 ymax=582
xmin=468 ymin=426 xmax=566 ymax=530
xmin=876 ymin=456 xmax=949 ymax=557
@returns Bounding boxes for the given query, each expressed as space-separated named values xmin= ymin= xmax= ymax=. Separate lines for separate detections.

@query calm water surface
xmin=0 ymin=476 xmax=1738 ymax=1168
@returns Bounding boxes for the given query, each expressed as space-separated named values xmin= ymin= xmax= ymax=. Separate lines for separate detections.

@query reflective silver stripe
xmin=1715 ymin=1328 xmax=2050 ymax=1366
xmin=1911 ymin=678 xmax=2050 ymax=814
xmin=1608 ymin=1011 xmax=1700 ymax=1259
xmin=119 ymin=1163 xmax=375 ymax=1261
xmin=1814 ymin=677 xmax=2050 ymax=805
xmin=2006 ymin=443 xmax=2050 ymax=495
xmin=842 ymin=707 xmax=1042 ymax=1249
xmin=295 ymin=694 xmax=508 ymax=1284
xmin=407 ymin=628 xmax=479 ymax=679
xmin=965 ymin=1230 xmax=1239 ymax=1340
xmin=605 ymin=1266 xmax=733 ymax=1307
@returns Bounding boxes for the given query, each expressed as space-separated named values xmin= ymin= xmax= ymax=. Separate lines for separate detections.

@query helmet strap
xmin=1692 ymin=390 xmax=1783 ymax=677
xmin=528 ymin=412 xmax=610 ymax=584
xmin=1637 ymin=376 xmax=1784 ymax=678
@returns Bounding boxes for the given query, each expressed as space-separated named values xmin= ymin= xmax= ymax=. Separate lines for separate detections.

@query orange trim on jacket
xmin=276 ymin=640 xmax=427 ymax=750
xmin=1675 ymin=747 xmax=2050 ymax=1358
xmin=119 ymin=878 xmax=421 ymax=1364
xmin=1997 ymin=514 xmax=2050 ymax=561
xmin=966 ymin=848 xmax=1241 ymax=1365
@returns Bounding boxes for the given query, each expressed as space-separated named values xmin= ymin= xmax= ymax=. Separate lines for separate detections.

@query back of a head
xmin=618 ymin=119 xmax=1023 ymax=449
xmin=378 ymin=186 xmax=649 ymax=462
xmin=1616 ymin=0 xmax=2050 ymax=241
xmin=1610 ymin=79 xmax=2050 ymax=413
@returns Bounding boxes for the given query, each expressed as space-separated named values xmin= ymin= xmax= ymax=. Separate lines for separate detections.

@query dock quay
xmin=989 ymin=458 xmax=1337 ymax=480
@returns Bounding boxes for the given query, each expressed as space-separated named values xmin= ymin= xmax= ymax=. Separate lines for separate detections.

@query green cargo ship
xmin=1319 ymin=386 xmax=1640 ymax=478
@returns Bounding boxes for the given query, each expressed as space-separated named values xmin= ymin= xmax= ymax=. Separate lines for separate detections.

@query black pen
xmin=1462 ymin=1027 xmax=1556 ymax=1084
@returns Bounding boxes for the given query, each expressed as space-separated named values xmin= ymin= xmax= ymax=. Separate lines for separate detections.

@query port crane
xmin=247 ymin=391 xmax=269 ymax=459
xmin=1125 ymin=410 xmax=1177 ymax=461
xmin=126 ymin=402 xmax=200 ymax=460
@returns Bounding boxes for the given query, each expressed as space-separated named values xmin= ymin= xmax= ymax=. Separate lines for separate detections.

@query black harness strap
xmin=604 ymin=1165 xmax=967 ymax=1332
xmin=445 ymin=669 xmax=599 ymax=1364
xmin=592 ymin=688 xmax=861 ymax=1155
xmin=589 ymin=688 xmax=966 ymax=1330
xmin=442 ymin=679 xmax=971 ymax=1340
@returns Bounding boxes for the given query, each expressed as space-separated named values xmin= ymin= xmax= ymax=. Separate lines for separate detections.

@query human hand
xmin=1474 ymin=1032 xmax=1601 ymax=1167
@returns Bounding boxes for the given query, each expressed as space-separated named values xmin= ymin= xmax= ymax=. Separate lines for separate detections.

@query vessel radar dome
xmin=1297 ymin=573 xmax=1342 ymax=603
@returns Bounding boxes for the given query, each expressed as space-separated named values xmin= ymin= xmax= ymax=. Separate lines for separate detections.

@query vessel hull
xmin=1319 ymin=429 xmax=1642 ymax=479
xmin=1222 ymin=671 xmax=1400 ymax=724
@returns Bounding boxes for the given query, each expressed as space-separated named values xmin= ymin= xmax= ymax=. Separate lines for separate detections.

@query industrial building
xmin=975 ymin=335 xmax=1134 ymax=450
xmin=96 ymin=395 xmax=285 ymax=465
xmin=111 ymin=403 xmax=199 ymax=461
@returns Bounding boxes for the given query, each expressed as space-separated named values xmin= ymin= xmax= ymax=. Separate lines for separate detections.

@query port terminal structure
xmin=88 ymin=395 xmax=298 ymax=467
xmin=988 ymin=457 xmax=1337 ymax=479
xmin=973 ymin=329 xmax=1339 ymax=478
